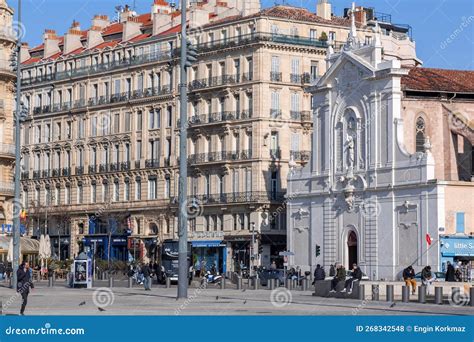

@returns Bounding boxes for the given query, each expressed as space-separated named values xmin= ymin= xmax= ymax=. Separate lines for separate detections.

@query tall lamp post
xmin=11 ymin=0 xmax=23 ymax=290
xmin=177 ymin=0 xmax=189 ymax=299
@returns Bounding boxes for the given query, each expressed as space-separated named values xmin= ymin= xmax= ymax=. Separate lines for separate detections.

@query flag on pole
xmin=426 ymin=233 xmax=432 ymax=246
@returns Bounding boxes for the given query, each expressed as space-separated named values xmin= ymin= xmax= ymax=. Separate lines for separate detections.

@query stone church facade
xmin=287 ymin=16 xmax=473 ymax=280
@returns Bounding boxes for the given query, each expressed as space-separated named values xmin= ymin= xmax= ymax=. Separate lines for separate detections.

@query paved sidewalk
xmin=1 ymin=285 xmax=472 ymax=316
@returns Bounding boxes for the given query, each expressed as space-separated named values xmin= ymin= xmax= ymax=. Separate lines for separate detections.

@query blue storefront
xmin=82 ymin=236 xmax=128 ymax=261
xmin=191 ymin=240 xmax=227 ymax=275
xmin=439 ymin=235 xmax=474 ymax=271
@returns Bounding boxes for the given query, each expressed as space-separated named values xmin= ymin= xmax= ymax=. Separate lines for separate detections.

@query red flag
xmin=426 ymin=234 xmax=432 ymax=246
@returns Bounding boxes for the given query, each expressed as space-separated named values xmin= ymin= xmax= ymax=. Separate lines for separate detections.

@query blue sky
xmin=9 ymin=0 xmax=474 ymax=70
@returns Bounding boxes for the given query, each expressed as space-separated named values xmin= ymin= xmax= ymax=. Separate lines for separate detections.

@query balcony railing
xmin=75 ymin=166 xmax=84 ymax=175
xmin=0 ymin=143 xmax=15 ymax=157
xmin=145 ymin=159 xmax=160 ymax=169
xmin=62 ymin=167 xmax=71 ymax=176
xmin=270 ymin=72 xmax=282 ymax=82
xmin=21 ymin=50 xmax=175 ymax=86
xmin=21 ymin=171 xmax=29 ymax=180
xmin=270 ymin=148 xmax=281 ymax=159
xmin=172 ymin=191 xmax=285 ymax=205
xmin=31 ymin=85 xmax=172 ymax=116
xmin=270 ymin=109 xmax=282 ymax=119
xmin=188 ymin=74 xmax=238 ymax=91
xmin=0 ymin=182 xmax=14 ymax=196
xmin=52 ymin=168 xmax=60 ymax=177
xmin=290 ymin=150 xmax=311 ymax=162
xmin=187 ymin=110 xmax=252 ymax=126
xmin=188 ymin=150 xmax=253 ymax=165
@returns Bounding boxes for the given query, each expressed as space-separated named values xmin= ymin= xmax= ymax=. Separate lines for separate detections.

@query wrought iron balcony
xmin=52 ymin=168 xmax=61 ymax=177
xmin=301 ymin=111 xmax=312 ymax=121
xmin=121 ymin=161 xmax=131 ymax=171
xmin=75 ymin=166 xmax=84 ymax=175
xmin=33 ymin=170 xmax=40 ymax=179
xmin=62 ymin=167 xmax=71 ymax=177
xmin=270 ymin=148 xmax=281 ymax=159
xmin=145 ymin=159 xmax=160 ymax=169
xmin=270 ymin=72 xmax=282 ymax=82
xmin=41 ymin=170 xmax=50 ymax=178
xmin=290 ymin=150 xmax=311 ymax=162
xmin=135 ymin=160 xmax=141 ymax=169
xmin=188 ymin=150 xmax=253 ymax=165
xmin=242 ymin=72 xmax=253 ymax=82
xmin=188 ymin=74 xmax=238 ymax=91
xmin=270 ymin=109 xmax=282 ymax=119
xmin=88 ymin=165 xmax=98 ymax=174
xmin=188 ymin=110 xmax=253 ymax=126
xmin=21 ymin=50 xmax=175 ymax=87
xmin=21 ymin=171 xmax=29 ymax=180
xmin=172 ymin=191 xmax=285 ymax=205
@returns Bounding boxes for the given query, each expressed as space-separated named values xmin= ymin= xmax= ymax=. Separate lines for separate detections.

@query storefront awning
xmin=0 ymin=236 xmax=40 ymax=253
xmin=191 ymin=240 xmax=225 ymax=248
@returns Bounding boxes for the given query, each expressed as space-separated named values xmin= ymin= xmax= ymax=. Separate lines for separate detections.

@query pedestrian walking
xmin=329 ymin=264 xmax=345 ymax=293
xmin=402 ymin=265 xmax=417 ymax=295
xmin=141 ymin=263 xmax=152 ymax=291
xmin=312 ymin=264 xmax=325 ymax=285
xmin=421 ymin=265 xmax=435 ymax=295
xmin=445 ymin=262 xmax=455 ymax=282
xmin=17 ymin=262 xmax=34 ymax=315
xmin=341 ymin=263 xmax=362 ymax=294
xmin=0 ymin=262 xmax=5 ymax=281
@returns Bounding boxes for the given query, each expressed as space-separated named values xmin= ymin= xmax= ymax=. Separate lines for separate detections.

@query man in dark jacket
xmin=141 ymin=263 xmax=152 ymax=291
xmin=445 ymin=262 xmax=455 ymax=282
xmin=341 ymin=264 xmax=362 ymax=294
xmin=17 ymin=262 xmax=34 ymax=315
xmin=403 ymin=265 xmax=416 ymax=294
xmin=329 ymin=264 xmax=346 ymax=293
xmin=312 ymin=264 xmax=326 ymax=285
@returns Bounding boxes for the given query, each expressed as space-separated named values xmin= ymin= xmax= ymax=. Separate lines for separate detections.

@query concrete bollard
xmin=128 ymin=278 xmax=133 ymax=288
xmin=287 ymin=279 xmax=293 ymax=290
xmin=108 ymin=277 xmax=114 ymax=288
xmin=302 ymin=279 xmax=308 ymax=291
xmin=434 ymin=287 xmax=443 ymax=305
xmin=237 ymin=277 xmax=242 ymax=290
xmin=418 ymin=286 xmax=426 ymax=303
xmin=166 ymin=277 xmax=171 ymax=288
xmin=386 ymin=285 xmax=394 ymax=302
xmin=270 ymin=279 xmax=276 ymax=290
xmin=470 ymin=287 xmax=474 ymax=307
xmin=293 ymin=279 xmax=298 ymax=290
xmin=48 ymin=276 xmax=53 ymax=287
xmin=253 ymin=278 xmax=259 ymax=290
xmin=358 ymin=284 xmax=365 ymax=300
xmin=402 ymin=286 xmax=410 ymax=303
xmin=220 ymin=278 xmax=225 ymax=290
xmin=371 ymin=284 xmax=379 ymax=301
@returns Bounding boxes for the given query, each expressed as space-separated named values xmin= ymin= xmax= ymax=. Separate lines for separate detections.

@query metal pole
xmin=12 ymin=0 xmax=23 ymax=290
xmin=177 ymin=0 xmax=188 ymax=299
xmin=250 ymin=222 xmax=255 ymax=277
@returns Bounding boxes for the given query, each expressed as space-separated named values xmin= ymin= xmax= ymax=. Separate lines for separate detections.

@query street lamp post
xmin=177 ymin=0 xmax=189 ymax=299
xmin=11 ymin=0 xmax=23 ymax=290
xmin=250 ymin=222 xmax=255 ymax=277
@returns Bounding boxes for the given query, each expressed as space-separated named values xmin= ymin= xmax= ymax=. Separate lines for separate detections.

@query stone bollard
xmin=386 ymin=285 xmax=394 ymax=302
xmin=48 ymin=276 xmax=53 ymax=287
xmin=287 ymin=279 xmax=292 ymax=290
xmin=220 ymin=278 xmax=225 ymax=290
xmin=165 ymin=277 xmax=171 ymax=288
xmin=253 ymin=278 xmax=259 ymax=290
xmin=418 ymin=285 xmax=426 ymax=303
xmin=402 ymin=286 xmax=410 ymax=303
xmin=470 ymin=287 xmax=474 ymax=307
xmin=302 ymin=278 xmax=308 ymax=291
xmin=371 ymin=284 xmax=379 ymax=301
xmin=293 ymin=279 xmax=298 ymax=290
xmin=358 ymin=284 xmax=365 ymax=300
xmin=270 ymin=279 xmax=276 ymax=290
xmin=434 ymin=287 xmax=443 ymax=305
xmin=237 ymin=277 xmax=242 ymax=290
xmin=108 ymin=276 xmax=114 ymax=288
xmin=128 ymin=278 xmax=133 ymax=288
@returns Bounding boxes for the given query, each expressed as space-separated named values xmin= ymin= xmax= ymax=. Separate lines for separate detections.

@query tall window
xmin=415 ymin=116 xmax=426 ymax=152
xmin=135 ymin=179 xmax=142 ymax=200
xmin=148 ymin=179 xmax=157 ymax=200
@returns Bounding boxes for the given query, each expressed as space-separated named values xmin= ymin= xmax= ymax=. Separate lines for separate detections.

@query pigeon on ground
xmin=97 ymin=307 xmax=106 ymax=312
xmin=216 ymin=296 xmax=219 ymax=300
xmin=79 ymin=301 xmax=86 ymax=306
xmin=389 ymin=302 xmax=396 ymax=308
xmin=243 ymin=300 xmax=247 ymax=304
xmin=242 ymin=288 xmax=246 ymax=292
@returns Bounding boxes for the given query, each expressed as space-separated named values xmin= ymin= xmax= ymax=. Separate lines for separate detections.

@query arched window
xmin=415 ymin=117 xmax=426 ymax=152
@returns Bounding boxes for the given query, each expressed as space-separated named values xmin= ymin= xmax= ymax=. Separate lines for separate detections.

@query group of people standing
xmin=128 ymin=262 xmax=164 ymax=291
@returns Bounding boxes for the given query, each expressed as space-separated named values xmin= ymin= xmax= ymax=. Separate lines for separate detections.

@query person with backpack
xmin=312 ymin=264 xmax=326 ymax=285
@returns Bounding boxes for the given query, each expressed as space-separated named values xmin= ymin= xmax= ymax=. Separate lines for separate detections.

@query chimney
xmin=316 ymin=0 xmax=331 ymax=20
xmin=153 ymin=11 xmax=173 ymax=36
xmin=92 ymin=14 xmax=110 ymax=29
xmin=123 ymin=16 xmax=142 ymax=41
xmin=20 ymin=42 xmax=30 ymax=63
xmin=63 ymin=21 xmax=83 ymax=54
xmin=354 ymin=6 xmax=367 ymax=26
xmin=241 ymin=0 xmax=260 ymax=16
xmin=189 ymin=7 xmax=210 ymax=29
xmin=152 ymin=0 xmax=171 ymax=14
xmin=87 ymin=25 xmax=104 ymax=49
xmin=120 ymin=4 xmax=134 ymax=22
xmin=43 ymin=29 xmax=61 ymax=58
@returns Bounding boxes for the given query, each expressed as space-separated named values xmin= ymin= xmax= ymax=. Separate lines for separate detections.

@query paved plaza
xmin=1 ymin=283 xmax=472 ymax=316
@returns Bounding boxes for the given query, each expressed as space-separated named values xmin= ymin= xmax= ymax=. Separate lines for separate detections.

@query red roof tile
xmin=91 ymin=39 xmax=120 ymax=50
xmin=22 ymin=57 xmax=41 ymax=65
xmin=102 ymin=22 xmax=123 ymax=36
xmin=128 ymin=33 xmax=151 ymax=43
xmin=402 ymin=68 xmax=474 ymax=93
xmin=159 ymin=24 xmax=182 ymax=36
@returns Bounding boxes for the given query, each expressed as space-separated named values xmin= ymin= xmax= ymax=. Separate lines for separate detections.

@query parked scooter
xmin=201 ymin=271 xmax=223 ymax=285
